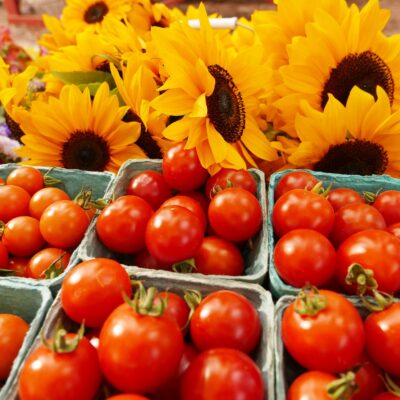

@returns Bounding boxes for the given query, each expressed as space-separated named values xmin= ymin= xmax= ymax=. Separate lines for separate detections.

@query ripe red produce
xmin=0 ymin=185 xmax=30 ymax=223
xmin=373 ymin=394 xmax=400 ymax=400
xmin=156 ymin=292 xmax=190 ymax=331
xmin=6 ymin=167 xmax=44 ymax=196
xmin=373 ymin=190 xmax=400 ymax=225
xmin=133 ymin=248 xmax=172 ymax=271
xmin=0 ymin=242 xmax=8 ymax=268
xmin=327 ymin=187 xmax=365 ymax=212
xmin=386 ymin=222 xmax=400 ymax=239
xmin=274 ymin=171 xmax=319 ymax=200
xmin=107 ymin=395 xmax=150 ymax=400
xmin=353 ymin=358 xmax=385 ymax=400
xmin=26 ymin=248 xmax=71 ymax=279
xmin=287 ymin=371 xmax=337 ymax=400
xmin=29 ymin=188 xmax=70 ymax=220
xmin=7 ymin=257 xmax=29 ymax=277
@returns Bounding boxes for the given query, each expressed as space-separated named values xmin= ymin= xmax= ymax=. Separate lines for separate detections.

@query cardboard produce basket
xmin=78 ymin=159 xmax=269 ymax=285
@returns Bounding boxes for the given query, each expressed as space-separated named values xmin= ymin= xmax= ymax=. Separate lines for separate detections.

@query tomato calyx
xmin=362 ymin=189 xmax=383 ymax=204
xmin=210 ymin=180 xmax=234 ymax=198
xmin=43 ymin=169 xmax=63 ymax=186
xmin=42 ymin=252 xmax=68 ymax=279
xmin=326 ymin=371 xmax=358 ymax=400
xmin=126 ymin=281 xmax=166 ymax=317
xmin=0 ymin=221 xmax=4 ymax=237
xmin=41 ymin=322 xmax=85 ymax=354
xmin=182 ymin=289 xmax=202 ymax=330
xmin=310 ymin=181 xmax=332 ymax=197
xmin=294 ymin=286 xmax=327 ymax=316
xmin=172 ymin=258 xmax=197 ymax=273
xmin=383 ymin=372 xmax=400 ymax=396
xmin=0 ymin=268 xmax=17 ymax=276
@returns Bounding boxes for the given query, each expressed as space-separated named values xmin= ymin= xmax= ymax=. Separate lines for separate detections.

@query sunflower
xmin=15 ymin=83 xmax=146 ymax=172
xmin=289 ymin=86 xmax=400 ymax=177
xmin=61 ymin=0 xmax=131 ymax=34
xmin=150 ymin=4 xmax=277 ymax=173
xmin=274 ymin=0 xmax=400 ymax=136
xmin=39 ymin=15 xmax=77 ymax=52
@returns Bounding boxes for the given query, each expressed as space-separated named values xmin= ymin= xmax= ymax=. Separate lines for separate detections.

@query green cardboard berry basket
xmin=0 ymin=164 xmax=114 ymax=294
xmin=78 ymin=159 xmax=269 ymax=285
xmin=7 ymin=266 xmax=275 ymax=399
xmin=267 ymin=169 xmax=400 ymax=299
xmin=0 ymin=279 xmax=53 ymax=399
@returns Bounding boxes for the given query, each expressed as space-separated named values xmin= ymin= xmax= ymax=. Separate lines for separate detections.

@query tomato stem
xmin=383 ymin=372 xmax=400 ymax=396
xmin=326 ymin=371 xmax=358 ymax=400
xmin=125 ymin=282 xmax=166 ymax=317
xmin=294 ymin=285 xmax=327 ymax=316
xmin=182 ymin=290 xmax=202 ymax=331
xmin=0 ymin=221 xmax=4 ymax=237
xmin=362 ymin=189 xmax=383 ymax=204
xmin=0 ymin=268 xmax=17 ymax=276
xmin=310 ymin=181 xmax=332 ymax=197
xmin=345 ymin=263 xmax=378 ymax=295
xmin=43 ymin=252 xmax=67 ymax=279
xmin=172 ymin=258 xmax=197 ymax=273
xmin=43 ymin=169 xmax=63 ymax=186
xmin=41 ymin=321 xmax=85 ymax=353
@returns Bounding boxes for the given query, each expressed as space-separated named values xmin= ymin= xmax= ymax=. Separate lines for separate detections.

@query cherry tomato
xmin=99 ymin=302 xmax=184 ymax=394
xmin=107 ymin=395 xmax=150 ymax=400
xmin=7 ymin=257 xmax=29 ymax=277
xmin=3 ymin=216 xmax=45 ymax=257
xmin=287 ymin=371 xmax=336 ymax=400
xmin=208 ymin=188 xmax=262 ymax=242
xmin=19 ymin=334 xmax=102 ymax=400
xmin=133 ymin=248 xmax=172 ymax=271
xmin=373 ymin=190 xmax=400 ymax=225
xmin=274 ymin=171 xmax=319 ymax=200
xmin=0 ymin=242 xmax=8 ymax=268
xmin=373 ymin=394 xmax=400 ymax=400
xmin=353 ymin=358 xmax=385 ymax=400
xmin=26 ymin=248 xmax=71 ymax=279
xmin=29 ymin=187 xmax=70 ymax=220
xmin=145 ymin=205 xmax=204 ymax=264
xmin=386 ymin=222 xmax=400 ymax=239
xmin=178 ymin=191 xmax=209 ymax=216
xmin=0 ymin=314 xmax=29 ymax=380
xmin=327 ymin=187 xmax=365 ymax=212
xmin=180 ymin=348 xmax=264 ymax=400
xmin=6 ymin=167 xmax=44 ymax=196
xmin=336 ymin=230 xmax=400 ymax=294
xmin=162 ymin=142 xmax=209 ymax=191
xmin=126 ymin=171 xmax=172 ymax=210
xmin=96 ymin=196 xmax=153 ymax=254
xmin=40 ymin=200 xmax=90 ymax=249
xmin=282 ymin=289 xmax=365 ymax=373
xmin=330 ymin=203 xmax=386 ymax=246
xmin=274 ymin=229 xmax=336 ymax=287
xmin=61 ymin=258 xmax=132 ymax=328
xmin=205 ymin=168 xmax=257 ymax=200
xmin=0 ymin=185 xmax=30 ymax=223
xmin=157 ymin=292 xmax=190 ymax=331
xmin=190 ymin=290 xmax=261 ymax=354
xmin=365 ymin=302 xmax=400 ymax=377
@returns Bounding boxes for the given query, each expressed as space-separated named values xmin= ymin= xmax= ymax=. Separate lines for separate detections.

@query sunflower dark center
xmin=84 ymin=1 xmax=109 ymax=24
xmin=321 ymin=51 xmax=394 ymax=108
xmin=4 ymin=112 xmax=24 ymax=143
xmin=314 ymin=139 xmax=388 ymax=175
xmin=62 ymin=130 xmax=110 ymax=171
xmin=206 ymin=64 xmax=245 ymax=143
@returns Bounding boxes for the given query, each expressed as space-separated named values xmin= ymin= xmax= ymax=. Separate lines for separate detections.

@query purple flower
xmin=0 ymin=135 xmax=21 ymax=162
xmin=0 ymin=122 xmax=11 ymax=137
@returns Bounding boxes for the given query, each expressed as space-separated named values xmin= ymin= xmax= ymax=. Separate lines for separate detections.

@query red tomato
xmin=336 ymin=230 xmax=400 ymax=294
xmin=282 ymin=290 xmax=365 ymax=373
xmin=373 ymin=394 xmax=400 ymax=400
xmin=26 ymin=248 xmax=71 ymax=279
xmin=272 ymin=189 xmax=334 ymax=237
xmin=145 ymin=206 xmax=204 ymax=264
xmin=178 ymin=191 xmax=209 ymax=216
xmin=7 ymin=257 xmax=29 ymax=277
xmin=61 ymin=258 xmax=132 ymax=328
xmin=0 ymin=314 xmax=29 ymax=380
xmin=194 ymin=236 xmax=244 ymax=276
xmin=287 ymin=371 xmax=336 ymax=400
xmin=40 ymin=200 xmax=90 ymax=249
xmin=274 ymin=171 xmax=319 ymax=200
xmin=327 ymin=188 xmax=365 ymax=212
xmin=19 ymin=334 xmax=102 ymax=400
xmin=208 ymin=188 xmax=262 ymax=242
xmin=162 ymin=142 xmax=209 ymax=191
xmin=353 ymin=359 xmax=385 ymax=400
xmin=330 ymin=204 xmax=386 ymax=246
xmin=180 ymin=348 xmax=264 ymax=400
xmin=0 ymin=185 xmax=30 ymax=223
xmin=99 ymin=303 xmax=184 ymax=393
xmin=133 ymin=248 xmax=172 ymax=271
xmin=274 ymin=229 xmax=336 ymax=287
xmin=205 ymin=168 xmax=257 ymax=200
xmin=0 ymin=242 xmax=8 ymax=268
xmin=6 ymin=167 xmax=44 ymax=196
xmin=3 ymin=216 xmax=45 ymax=257
xmin=365 ymin=302 xmax=400 ymax=377
xmin=96 ymin=196 xmax=153 ymax=254
xmin=373 ymin=190 xmax=400 ymax=225
xmin=126 ymin=171 xmax=172 ymax=210
xmin=107 ymin=395 xmax=150 ymax=400
xmin=29 ymin=187 xmax=70 ymax=220
xmin=190 ymin=290 xmax=261 ymax=354
xmin=386 ymin=222 xmax=400 ymax=239
xmin=157 ymin=292 xmax=190 ymax=331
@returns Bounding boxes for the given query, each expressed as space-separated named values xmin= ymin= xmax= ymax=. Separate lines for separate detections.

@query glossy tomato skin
xmin=61 ymin=258 xmax=132 ymax=328
xmin=126 ymin=171 xmax=172 ymax=210
xmin=40 ymin=200 xmax=90 ymax=249
xmin=287 ymin=371 xmax=336 ymax=400
xmin=0 ymin=314 xmax=29 ymax=380
xmin=6 ymin=167 xmax=44 ymax=196
xmin=330 ymin=204 xmax=386 ymax=246
xmin=0 ymin=242 xmax=8 ymax=268
xmin=194 ymin=236 xmax=244 ymax=276
xmin=365 ymin=303 xmax=400 ymax=377
xmin=99 ymin=303 xmax=184 ymax=394
xmin=18 ymin=335 xmax=102 ymax=400
xmin=146 ymin=205 xmax=204 ymax=264
xmin=162 ymin=142 xmax=209 ymax=191
xmin=386 ymin=222 xmax=400 ymax=239
xmin=274 ymin=171 xmax=319 ymax=201
xmin=208 ymin=188 xmax=262 ymax=242
xmin=373 ymin=393 xmax=400 ymax=400
xmin=26 ymin=248 xmax=71 ymax=279
xmin=157 ymin=292 xmax=190 ymax=331
xmin=29 ymin=187 xmax=70 ymax=220
xmin=180 ymin=348 xmax=264 ymax=400
xmin=107 ymin=395 xmax=150 ymax=400
xmin=274 ymin=229 xmax=336 ymax=287
xmin=0 ymin=185 xmax=30 ymax=223
xmin=272 ymin=189 xmax=334 ymax=237
xmin=327 ymin=188 xmax=365 ymax=212
xmin=353 ymin=358 xmax=385 ymax=400
xmin=133 ymin=248 xmax=172 ymax=271
xmin=373 ymin=190 xmax=400 ymax=225
xmin=336 ymin=230 xmax=400 ymax=294
xmin=96 ymin=196 xmax=153 ymax=254
xmin=7 ymin=257 xmax=29 ymax=277
xmin=282 ymin=290 xmax=365 ymax=373
xmin=190 ymin=290 xmax=261 ymax=354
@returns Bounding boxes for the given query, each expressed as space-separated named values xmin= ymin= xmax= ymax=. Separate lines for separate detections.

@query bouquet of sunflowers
xmin=1 ymin=0 xmax=399 ymax=178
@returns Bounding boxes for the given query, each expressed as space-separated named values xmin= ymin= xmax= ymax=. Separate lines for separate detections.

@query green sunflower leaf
xmin=51 ymin=71 xmax=116 ymax=89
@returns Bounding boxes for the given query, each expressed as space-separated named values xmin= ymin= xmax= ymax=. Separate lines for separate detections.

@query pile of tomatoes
xmin=17 ymin=258 xmax=266 ymax=400
xmin=95 ymin=142 xmax=262 ymax=276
